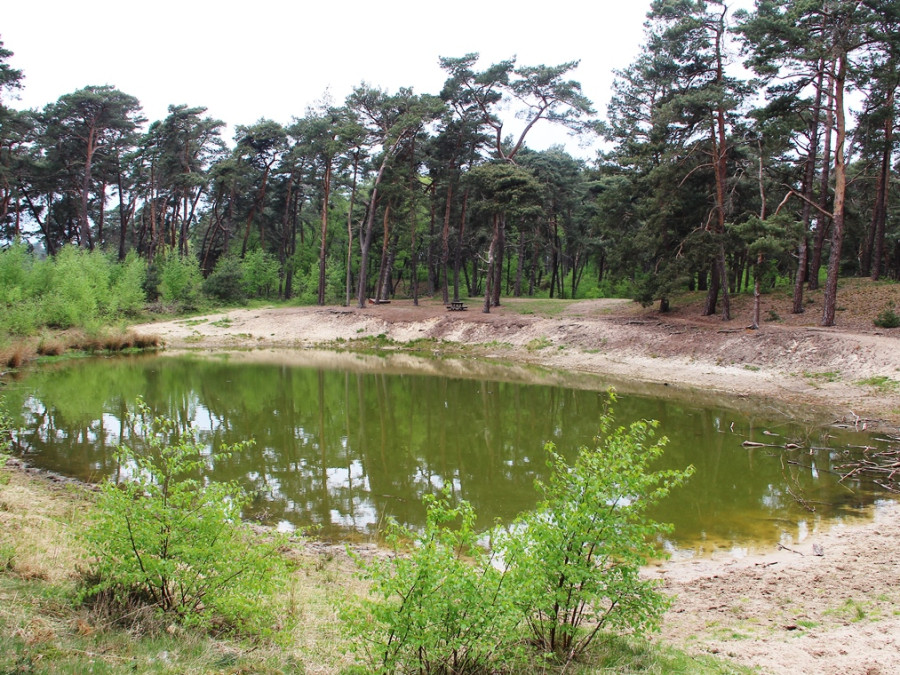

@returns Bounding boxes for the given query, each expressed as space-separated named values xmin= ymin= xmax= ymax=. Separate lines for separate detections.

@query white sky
xmin=2 ymin=1 xmax=751 ymax=158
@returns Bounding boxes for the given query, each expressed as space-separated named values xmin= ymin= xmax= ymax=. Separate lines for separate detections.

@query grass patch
xmin=803 ymin=370 xmax=841 ymax=384
xmin=824 ymin=598 xmax=872 ymax=623
xmin=855 ymin=376 xmax=899 ymax=392
xmin=210 ymin=317 xmax=233 ymax=328
xmin=526 ymin=336 xmax=553 ymax=351
xmin=178 ymin=318 xmax=209 ymax=327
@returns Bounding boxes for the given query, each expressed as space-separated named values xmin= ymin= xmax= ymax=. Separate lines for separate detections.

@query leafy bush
xmin=241 ymin=248 xmax=280 ymax=299
xmin=498 ymin=393 xmax=693 ymax=663
xmin=82 ymin=399 xmax=289 ymax=636
xmin=107 ymin=251 xmax=147 ymax=316
xmin=344 ymin=395 xmax=691 ymax=671
xmin=157 ymin=251 xmax=203 ymax=309
xmin=0 ymin=244 xmax=147 ymax=335
xmin=203 ymin=255 xmax=247 ymax=303
xmin=874 ymin=307 xmax=900 ymax=329
xmin=344 ymin=489 xmax=523 ymax=674
xmin=32 ymin=247 xmax=114 ymax=328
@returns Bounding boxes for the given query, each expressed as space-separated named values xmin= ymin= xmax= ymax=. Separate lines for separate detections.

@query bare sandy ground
xmin=133 ymin=298 xmax=900 ymax=674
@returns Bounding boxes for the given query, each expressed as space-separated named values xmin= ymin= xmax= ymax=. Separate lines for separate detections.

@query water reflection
xmin=4 ymin=351 xmax=892 ymax=555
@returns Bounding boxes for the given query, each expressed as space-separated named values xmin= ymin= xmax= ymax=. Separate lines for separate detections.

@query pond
xmin=3 ymin=350 xmax=894 ymax=558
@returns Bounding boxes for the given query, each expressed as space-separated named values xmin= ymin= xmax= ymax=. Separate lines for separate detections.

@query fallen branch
xmin=777 ymin=543 xmax=804 ymax=556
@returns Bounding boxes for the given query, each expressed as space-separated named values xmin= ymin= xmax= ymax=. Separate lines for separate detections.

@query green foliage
xmin=82 ymin=399 xmax=289 ymax=636
xmin=107 ymin=251 xmax=147 ymax=316
xmin=344 ymin=488 xmax=523 ymax=674
xmin=874 ymin=306 xmax=900 ymax=329
xmin=157 ymin=251 xmax=203 ymax=309
xmin=0 ymin=244 xmax=147 ymax=336
xmin=498 ymin=393 xmax=693 ymax=663
xmin=203 ymin=255 xmax=247 ymax=303
xmin=34 ymin=246 xmax=114 ymax=328
xmin=240 ymin=248 xmax=280 ymax=299
xmin=0 ymin=397 xmax=11 ymax=459
xmin=344 ymin=396 xmax=691 ymax=671
xmin=293 ymin=254 xmax=345 ymax=305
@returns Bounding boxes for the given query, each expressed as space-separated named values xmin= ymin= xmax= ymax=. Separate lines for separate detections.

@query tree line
xmin=1 ymin=0 xmax=898 ymax=326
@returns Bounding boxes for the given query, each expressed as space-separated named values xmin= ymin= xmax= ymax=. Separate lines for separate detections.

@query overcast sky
xmin=2 ymin=1 xmax=749 ymax=158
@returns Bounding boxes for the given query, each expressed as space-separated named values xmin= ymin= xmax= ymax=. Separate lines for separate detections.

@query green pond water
xmin=4 ymin=350 xmax=894 ymax=558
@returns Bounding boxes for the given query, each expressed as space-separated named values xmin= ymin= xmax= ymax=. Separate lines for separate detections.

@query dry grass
xmin=1 ymin=328 xmax=160 ymax=372
xmin=0 ymin=468 xmax=90 ymax=584
xmin=1 ymin=344 xmax=32 ymax=369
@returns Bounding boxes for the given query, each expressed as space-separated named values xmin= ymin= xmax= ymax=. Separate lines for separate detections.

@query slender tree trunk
xmin=318 ymin=159 xmax=332 ymax=305
xmin=452 ymin=188 xmax=468 ymax=302
xmin=410 ymin=175 xmax=420 ymax=307
xmin=375 ymin=204 xmax=392 ymax=302
xmin=870 ymin=87 xmax=893 ymax=281
xmin=117 ymin=154 xmax=129 ymax=261
xmin=345 ymin=151 xmax=360 ymax=306
xmin=823 ymin=54 xmax=848 ymax=327
xmin=491 ymin=214 xmax=504 ymax=307
xmin=703 ymin=22 xmax=731 ymax=320
xmin=79 ymin=126 xmax=98 ymax=250
xmin=241 ymin=164 xmax=272 ymax=258
xmin=514 ymin=233 xmax=525 ymax=297
xmin=357 ymin=154 xmax=392 ymax=308
xmin=809 ymin=65 xmax=836 ymax=290
xmin=483 ymin=214 xmax=498 ymax=313
xmin=440 ymin=164 xmax=456 ymax=304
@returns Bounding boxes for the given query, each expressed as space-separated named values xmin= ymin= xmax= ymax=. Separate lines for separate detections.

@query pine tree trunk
xmin=822 ymin=55 xmax=848 ymax=327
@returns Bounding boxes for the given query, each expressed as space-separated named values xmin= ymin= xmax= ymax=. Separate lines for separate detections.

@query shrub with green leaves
xmin=82 ymin=399 xmax=289 ymax=636
xmin=241 ymin=248 xmax=280 ymax=299
xmin=156 ymin=251 xmax=203 ymax=309
xmin=344 ymin=396 xmax=690 ymax=671
xmin=203 ymin=254 xmax=247 ymax=304
xmin=344 ymin=488 xmax=523 ymax=674
xmin=874 ymin=306 xmax=900 ymax=329
xmin=497 ymin=394 xmax=693 ymax=663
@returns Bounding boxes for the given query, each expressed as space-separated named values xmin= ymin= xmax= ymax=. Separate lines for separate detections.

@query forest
xmin=1 ymin=0 xmax=898 ymax=328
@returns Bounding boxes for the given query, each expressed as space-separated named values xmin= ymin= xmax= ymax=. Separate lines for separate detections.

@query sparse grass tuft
xmin=526 ymin=336 xmax=553 ymax=351
xmin=855 ymin=375 xmax=899 ymax=392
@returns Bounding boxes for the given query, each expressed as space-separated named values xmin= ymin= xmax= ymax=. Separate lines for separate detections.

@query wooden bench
xmin=447 ymin=301 xmax=468 ymax=311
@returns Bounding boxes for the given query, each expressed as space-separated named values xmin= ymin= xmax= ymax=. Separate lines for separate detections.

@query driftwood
xmin=837 ymin=446 xmax=900 ymax=493
xmin=742 ymin=440 xmax=804 ymax=450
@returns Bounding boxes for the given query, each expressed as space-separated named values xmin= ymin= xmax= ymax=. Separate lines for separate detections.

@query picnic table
xmin=447 ymin=301 xmax=468 ymax=311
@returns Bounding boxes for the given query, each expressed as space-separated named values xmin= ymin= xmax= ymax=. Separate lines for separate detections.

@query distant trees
xmin=1 ymin=13 xmax=898 ymax=322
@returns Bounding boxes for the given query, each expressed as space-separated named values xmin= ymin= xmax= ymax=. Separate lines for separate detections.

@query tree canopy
xmin=2 ymin=10 xmax=899 ymax=325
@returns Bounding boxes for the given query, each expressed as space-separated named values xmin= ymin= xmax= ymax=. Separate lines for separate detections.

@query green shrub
xmin=344 ymin=488 xmax=523 ymax=674
xmin=203 ymin=255 xmax=247 ymax=303
xmin=157 ymin=251 xmax=203 ymax=309
xmin=344 ymin=394 xmax=691 ymax=671
xmin=108 ymin=251 xmax=147 ymax=316
xmin=498 ymin=393 xmax=693 ymax=663
xmin=82 ymin=399 xmax=290 ymax=636
xmin=30 ymin=247 xmax=113 ymax=328
xmin=0 ymin=242 xmax=32 ymax=306
xmin=241 ymin=248 xmax=280 ymax=299
xmin=874 ymin=307 xmax=900 ymax=329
